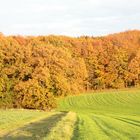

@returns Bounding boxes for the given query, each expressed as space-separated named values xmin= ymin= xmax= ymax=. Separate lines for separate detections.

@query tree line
xmin=0 ymin=30 xmax=140 ymax=110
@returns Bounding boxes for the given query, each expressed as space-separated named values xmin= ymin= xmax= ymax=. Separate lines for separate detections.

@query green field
xmin=1 ymin=90 xmax=140 ymax=140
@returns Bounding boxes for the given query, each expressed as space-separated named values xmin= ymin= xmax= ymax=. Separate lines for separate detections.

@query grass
xmin=0 ymin=109 xmax=59 ymax=136
xmin=58 ymin=90 xmax=140 ymax=140
xmin=0 ymin=90 xmax=140 ymax=140
xmin=46 ymin=112 xmax=76 ymax=140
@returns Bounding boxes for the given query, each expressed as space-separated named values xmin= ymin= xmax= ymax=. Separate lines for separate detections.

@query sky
xmin=0 ymin=0 xmax=140 ymax=36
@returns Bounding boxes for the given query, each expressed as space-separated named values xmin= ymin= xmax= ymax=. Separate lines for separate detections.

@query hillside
xmin=1 ymin=90 xmax=140 ymax=139
xmin=58 ymin=90 xmax=140 ymax=140
xmin=0 ymin=30 xmax=140 ymax=109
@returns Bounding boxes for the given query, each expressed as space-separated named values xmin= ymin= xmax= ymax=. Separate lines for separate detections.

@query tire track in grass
xmin=92 ymin=115 xmax=123 ymax=140
xmin=71 ymin=115 xmax=87 ymax=140
xmin=113 ymin=117 xmax=140 ymax=128
xmin=101 ymin=114 xmax=140 ymax=139
xmin=121 ymin=117 xmax=140 ymax=124
xmin=72 ymin=114 xmax=109 ymax=140
xmin=94 ymin=114 xmax=138 ymax=140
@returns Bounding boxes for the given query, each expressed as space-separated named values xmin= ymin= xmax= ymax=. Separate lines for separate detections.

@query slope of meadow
xmin=58 ymin=90 xmax=140 ymax=140
xmin=0 ymin=90 xmax=140 ymax=140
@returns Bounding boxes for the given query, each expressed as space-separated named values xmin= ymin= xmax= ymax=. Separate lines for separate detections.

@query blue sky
xmin=0 ymin=0 xmax=140 ymax=36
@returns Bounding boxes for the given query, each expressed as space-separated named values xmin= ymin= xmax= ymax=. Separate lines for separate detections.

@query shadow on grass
xmin=0 ymin=112 xmax=67 ymax=140
xmin=71 ymin=117 xmax=80 ymax=140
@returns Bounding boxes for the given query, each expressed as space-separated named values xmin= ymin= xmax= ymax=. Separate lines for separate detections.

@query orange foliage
xmin=0 ymin=30 xmax=140 ymax=109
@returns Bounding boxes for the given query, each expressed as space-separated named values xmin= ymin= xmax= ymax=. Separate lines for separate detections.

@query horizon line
xmin=0 ymin=29 xmax=140 ymax=38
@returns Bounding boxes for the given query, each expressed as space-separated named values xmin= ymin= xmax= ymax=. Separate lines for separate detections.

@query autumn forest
xmin=0 ymin=30 xmax=140 ymax=110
